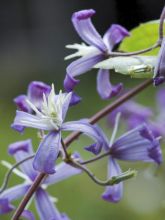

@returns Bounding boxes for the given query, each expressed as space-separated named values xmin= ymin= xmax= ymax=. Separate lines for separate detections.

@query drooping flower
xmin=0 ymin=140 xmax=81 ymax=219
xmin=12 ymin=84 xmax=103 ymax=174
xmin=153 ymin=38 xmax=165 ymax=85
xmin=91 ymin=121 xmax=162 ymax=203
xmin=64 ymin=9 xmax=129 ymax=100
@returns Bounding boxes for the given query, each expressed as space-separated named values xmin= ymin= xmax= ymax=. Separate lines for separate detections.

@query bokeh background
xmin=1 ymin=0 xmax=165 ymax=219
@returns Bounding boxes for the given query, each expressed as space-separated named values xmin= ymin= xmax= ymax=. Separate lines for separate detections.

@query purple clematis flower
xmin=0 ymin=140 xmax=81 ymax=219
xmin=12 ymin=85 xmax=103 ymax=174
xmin=92 ymin=122 xmax=162 ymax=203
xmin=64 ymin=9 xmax=130 ymax=100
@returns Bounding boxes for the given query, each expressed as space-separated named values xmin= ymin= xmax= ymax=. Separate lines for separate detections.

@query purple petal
xmin=11 ymin=124 xmax=25 ymax=133
xmin=156 ymin=88 xmax=165 ymax=110
xmin=21 ymin=210 xmax=35 ymax=220
xmin=0 ymin=184 xmax=30 ymax=202
xmin=103 ymin=24 xmax=130 ymax=52
xmin=14 ymin=95 xmax=31 ymax=113
xmin=64 ymin=54 xmax=104 ymax=92
xmin=35 ymin=188 xmax=62 ymax=220
xmin=44 ymin=153 xmax=82 ymax=185
xmin=102 ymin=157 xmax=123 ymax=203
xmin=27 ymin=81 xmax=51 ymax=110
xmin=69 ymin=92 xmax=82 ymax=106
xmin=84 ymin=143 xmax=101 ymax=155
xmin=111 ymin=123 xmax=162 ymax=164
xmin=0 ymin=199 xmax=14 ymax=214
xmin=72 ymin=9 xmax=106 ymax=52
xmin=8 ymin=139 xmax=37 ymax=181
xmin=33 ymin=131 xmax=61 ymax=174
xmin=0 ymin=184 xmax=30 ymax=214
xmin=153 ymin=39 xmax=165 ymax=86
xmin=97 ymin=69 xmax=123 ymax=99
xmin=13 ymin=110 xmax=53 ymax=131
xmin=61 ymin=121 xmax=103 ymax=154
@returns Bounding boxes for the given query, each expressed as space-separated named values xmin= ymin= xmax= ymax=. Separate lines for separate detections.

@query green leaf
xmin=94 ymin=56 xmax=157 ymax=78
xmin=119 ymin=20 xmax=165 ymax=55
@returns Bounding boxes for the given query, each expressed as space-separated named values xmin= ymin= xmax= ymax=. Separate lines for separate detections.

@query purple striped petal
xmin=103 ymin=24 xmax=130 ymax=52
xmin=61 ymin=121 xmax=103 ymax=154
xmin=44 ymin=153 xmax=82 ymax=185
xmin=33 ymin=131 xmax=61 ymax=174
xmin=14 ymin=95 xmax=31 ymax=113
xmin=111 ymin=124 xmax=162 ymax=164
xmin=27 ymin=81 xmax=51 ymax=110
xmin=8 ymin=139 xmax=37 ymax=181
xmin=102 ymin=157 xmax=123 ymax=203
xmin=12 ymin=110 xmax=54 ymax=131
xmin=97 ymin=69 xmax=123 ymax=99
xmin=21 ymin=210 xmax=35 ymax=220
xmin=35 ymin=188 xmax=62 ymax=220
xmin=72 ymin=9 xmax=106 ymax=52
xmin=153 ymin=39 xmax=165 ymax=86
xmin=64 ymin=54 xmax=104 ymax=92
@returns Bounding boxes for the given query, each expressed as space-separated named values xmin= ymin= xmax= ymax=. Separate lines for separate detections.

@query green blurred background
xmin=1 ymin=1 xmax=165 ymax=219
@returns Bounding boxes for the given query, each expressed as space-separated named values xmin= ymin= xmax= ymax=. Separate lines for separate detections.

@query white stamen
xmin=65 ymin=43 xmax=99 ymax=60
xmin=109 ymin=112 xmax=121 ymax=146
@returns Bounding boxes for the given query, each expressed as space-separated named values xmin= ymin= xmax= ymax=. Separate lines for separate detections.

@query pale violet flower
xmin=90 ymin=117 xmax=162 ymax=203
xmin=12 ymin=84 xmax=103 ymax=174
xmin=64 ymin=9 xmax=130 ymax=100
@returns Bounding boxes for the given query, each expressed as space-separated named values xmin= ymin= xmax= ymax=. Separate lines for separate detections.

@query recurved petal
xmin=97 ymin=69 xmax=123 ymax=99
xmin=111 ymin=123 xmax=162 ymax=164
xmin=44 ymin=153 xmax=82 ymax=186
xmin=14 ymin=95 xmax=31 ymax=113
xmin=33 ymin=131 xmax=61 ymax=174
xmin=61 ymin=121 xmax=103 ymax=154
xmin=64 ymin=54 xmax=104 ymax=92
xmin=8 ymin=139 xmax=37 ymax=181
xmin=103 ymin=24 xmax=129 ymax=52
xmin=102 ymin=157 xmax=123 ymax=203
xmin=27 ymin=81 xmax=51 ymax=110
xmin=69 ymin=92 xmax=82 ymax=106
xmin=72 ymin=9 xmax=106 ymax=52
xmin=35 ymin=188 xmax=63 ymax=220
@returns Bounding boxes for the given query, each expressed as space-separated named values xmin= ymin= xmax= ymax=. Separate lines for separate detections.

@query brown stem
xmin=12 ymin=78 xmax=152 ymax=220
xmin=12 ymin=173 xmax=46 ymax=220
xmin=64 ymin=79 xmax=152 ymax=146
